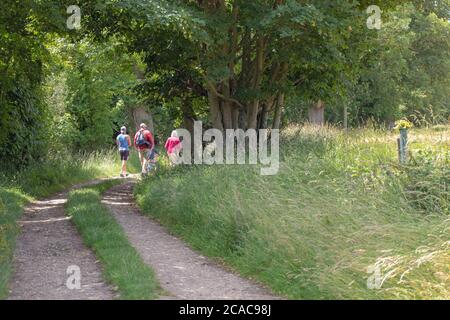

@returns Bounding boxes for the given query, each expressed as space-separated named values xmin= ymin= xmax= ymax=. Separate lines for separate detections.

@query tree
xmin=0 ymin=0 xmax=54 ymax=168
xmin=75 ymin=0 xmax=375 ymax=130
xmin=60 ymin=38 xmax=141 ymax=151
xmin=191 ymin=0 xmax=359 ymax=130
xmin=342 ymin=3 xmax=450 ymax=126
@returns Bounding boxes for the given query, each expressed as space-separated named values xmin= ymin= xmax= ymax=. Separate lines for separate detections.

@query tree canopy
xmin=1 ymin=0 xmax=449 ymax=168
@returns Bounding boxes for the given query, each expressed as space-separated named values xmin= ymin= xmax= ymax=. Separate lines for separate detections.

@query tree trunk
xmin=238 ymin=107 xmax=247 ymax=130
xmin=132 ymin=62 xmax=154 ymax=132
xmin=272 ymin=93 xmax=285 ymax=129
xmin=207 ymin=83 xmax=224 ymax=131
xmin=247 ymin=101 xmax=259 ymax=130
xmin=131 ymin=107 xmax=154 ymax=133
xmin=308 ymin=99 xmax=325 ymax=125
xmin=232 ymin=106 xmax=240 ymax=129
xmin=181 ymin=97 xmax=197 ymax=136
xmin=258 ymin=103 xmax=268 ymax=130
xmin=343 ymin=104 xmax=348 ymax=130
xmin=221 ymin=82 xmax=233 ymax=129
xmin=247 ymin=37 xmax=265 ymax=129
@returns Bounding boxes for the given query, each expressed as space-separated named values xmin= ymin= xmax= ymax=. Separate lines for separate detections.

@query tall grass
xmin=1 ymin=149 xmax=141 ymax=197
xmin=0 ymin=149 xmax=140 ymax=299
xmin=135 ymin=125 xmax=449 ymax=299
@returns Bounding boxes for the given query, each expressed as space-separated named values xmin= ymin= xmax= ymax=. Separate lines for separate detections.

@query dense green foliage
xmin=135 ymin=125 xmax=449 ymax=299
xmin=347 ymin=4 xmax=450 ymax=125
xmin=49 ymin=39 xmax=141 ymax=152
xmin=66 ymin=180 xmax=159 ymax=299
xmin=2 ymin=1 xmax=449 ymax=168
xmin=74 ymin=0 xmax=449 ymax=130
xmin=0 ymin=1 xmax=51 ymax=169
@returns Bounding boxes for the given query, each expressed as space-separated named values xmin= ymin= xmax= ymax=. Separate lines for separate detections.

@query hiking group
xmin=116 ymin=123 xmax=181 ymax=177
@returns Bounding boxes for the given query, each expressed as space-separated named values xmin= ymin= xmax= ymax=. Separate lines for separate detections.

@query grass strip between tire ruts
xmin=65 ymin=180 xmax=160 ymax=300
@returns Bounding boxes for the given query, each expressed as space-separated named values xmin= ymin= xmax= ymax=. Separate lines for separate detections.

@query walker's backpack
xmin=136 ymin=131 xmax=149 ymax=147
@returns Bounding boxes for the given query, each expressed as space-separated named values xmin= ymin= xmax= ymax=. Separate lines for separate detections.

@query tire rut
xmin=102 ymin=182 xmax=279 ymax=300
xmin=8 ymin=181 xmax=116 ymax=300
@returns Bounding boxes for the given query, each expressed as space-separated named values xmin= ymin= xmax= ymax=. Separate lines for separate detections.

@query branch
xmin=206 ymin=79 xmax=245 ymax=109
xmin=293 ymin=78 xmax=305 ymax=87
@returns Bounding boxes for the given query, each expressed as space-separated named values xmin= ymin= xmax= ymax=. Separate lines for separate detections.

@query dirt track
xmin=8 ymin=179 xmax=278 ymax=300
xmin=8 ymin=181 xmax=116 ymax=300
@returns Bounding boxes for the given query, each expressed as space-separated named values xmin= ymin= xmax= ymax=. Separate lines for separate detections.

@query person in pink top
xmin=165 ymin=130 xmax=182 ymax=165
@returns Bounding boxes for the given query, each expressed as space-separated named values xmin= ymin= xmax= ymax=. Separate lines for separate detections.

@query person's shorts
xmin=120 ymin=150 xmax=129 ymax=161
xmin=148 ymin=149 xmax=159 ymax=161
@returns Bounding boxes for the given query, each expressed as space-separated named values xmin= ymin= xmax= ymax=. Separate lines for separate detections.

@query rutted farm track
xmin=8 ymin=179 xmax=278 ymax=300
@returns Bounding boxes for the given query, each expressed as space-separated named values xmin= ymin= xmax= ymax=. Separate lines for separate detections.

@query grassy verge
xmin=4 ymin=149 xmax=141 ymax=197
xmin=65 ymin=180 xmax=159 ymax=300
xmin=0 ymin=149 xmax=141 ymax=299
xmin=0 ymin=189 xmax=30 ymax=299
xmin=134 ymin=125 xmax=449 ymax=299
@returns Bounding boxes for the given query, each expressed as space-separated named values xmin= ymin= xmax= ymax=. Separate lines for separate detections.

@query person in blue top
xmin=116 ymin=126 xmax=132 ymax=177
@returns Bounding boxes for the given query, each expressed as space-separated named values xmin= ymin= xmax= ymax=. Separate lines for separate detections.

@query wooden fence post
xmin=398 ymin=128 xmax=408 ymax=164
